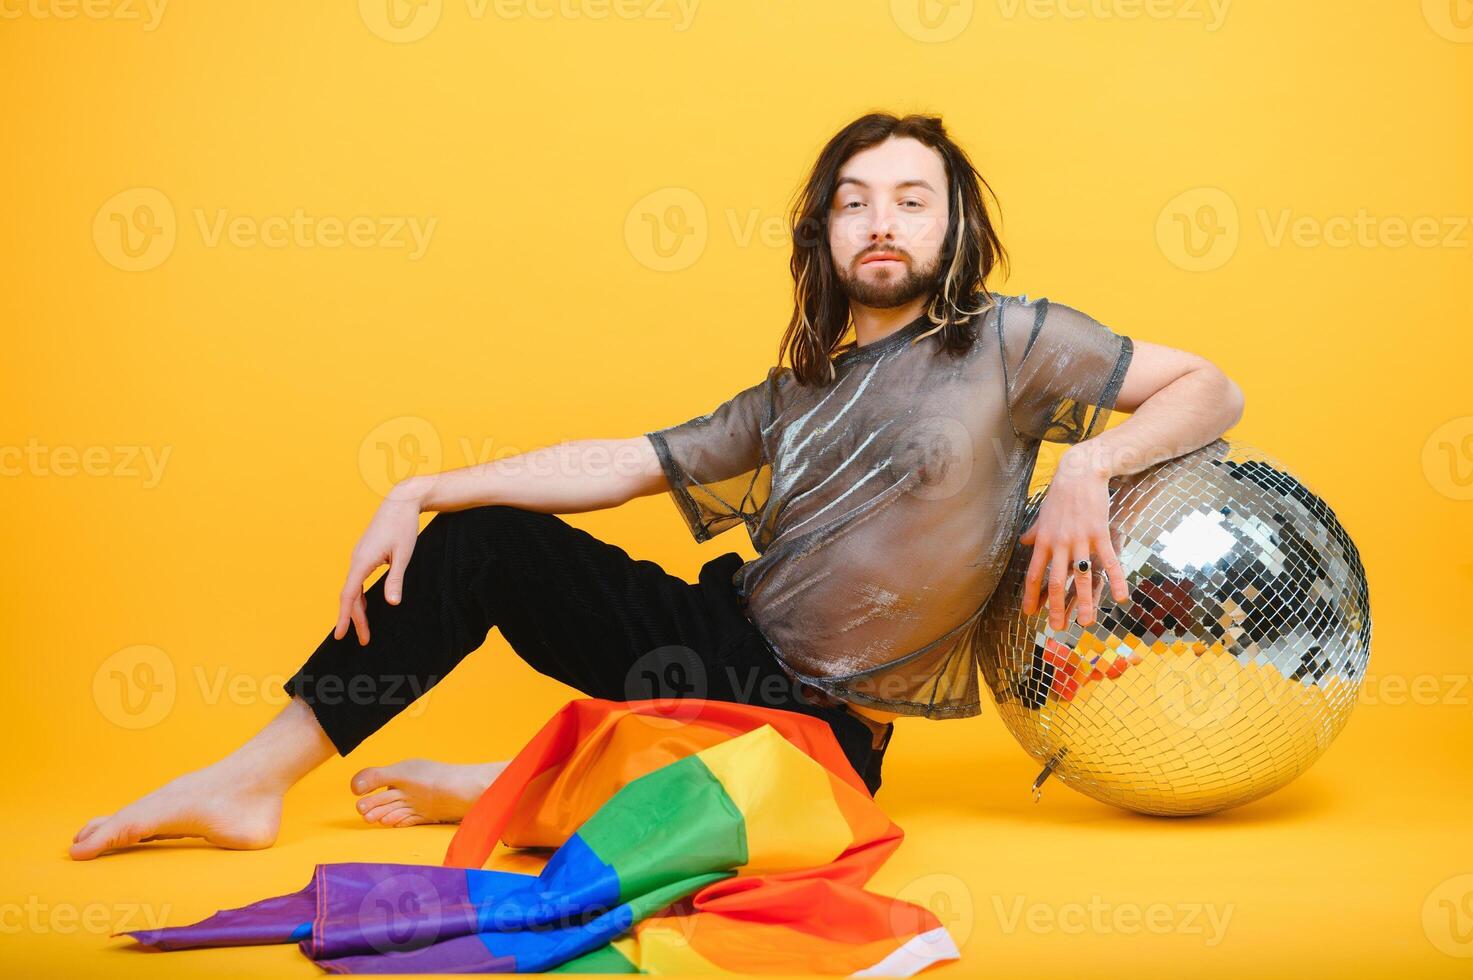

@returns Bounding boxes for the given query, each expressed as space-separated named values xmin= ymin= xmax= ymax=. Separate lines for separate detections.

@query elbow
xmin=1223 ymin=375 xmax=1246 ymax=427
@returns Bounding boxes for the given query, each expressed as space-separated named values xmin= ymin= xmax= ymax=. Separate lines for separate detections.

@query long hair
xmin=778 ymin=113 xmax=1010 ymax=386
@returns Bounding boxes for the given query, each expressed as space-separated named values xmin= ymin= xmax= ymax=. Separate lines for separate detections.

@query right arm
xmin=333 ymin=436 xmax=670 ymax=645
xmin=405 ymin=435 xmax=670 ymax=514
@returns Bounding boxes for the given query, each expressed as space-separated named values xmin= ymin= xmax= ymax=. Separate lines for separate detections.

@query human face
xmin=827 ymin=136 xmax=951 ymax=310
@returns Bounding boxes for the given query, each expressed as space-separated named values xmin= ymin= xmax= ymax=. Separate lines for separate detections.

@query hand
xmin=334 ymin=485 xmax=425 ymax=646
xmin=1018 ymin=461 xmax=1130 ymax=631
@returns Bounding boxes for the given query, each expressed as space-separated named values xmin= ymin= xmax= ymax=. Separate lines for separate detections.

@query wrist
xmin=1061 ymin=443 xmax=1113 ymax=482
xmin=389 ymin=474 xmax=434 ymax=511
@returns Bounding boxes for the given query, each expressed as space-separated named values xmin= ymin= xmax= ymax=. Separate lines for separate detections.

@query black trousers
xmin=283 ymin=505 xmax=895 ymax=796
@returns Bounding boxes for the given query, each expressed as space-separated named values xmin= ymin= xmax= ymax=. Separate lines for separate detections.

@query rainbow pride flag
xmin=122 ymin=698 xmax=961 ymax=974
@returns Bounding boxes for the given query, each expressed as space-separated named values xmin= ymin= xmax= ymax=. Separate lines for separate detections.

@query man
xmin=69 ymin=112 xmax=1243 ymax=859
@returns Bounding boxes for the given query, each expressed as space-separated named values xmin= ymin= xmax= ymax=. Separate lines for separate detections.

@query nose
xmin=868 ymin=202 xmax=901 ymax=241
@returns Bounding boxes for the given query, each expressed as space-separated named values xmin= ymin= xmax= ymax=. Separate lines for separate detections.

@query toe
xmin=69 ymin=818 xmax=141 ymax=861
xmin=394 ymin=813 xmax=431 ymax=828
xmin=356 ymin=789 xmax=404 ymax=817
xmin=73 ymin=816 xmax=108 ymax=843
xmin=378 ymin=806 xmax=417 ymax=827
xmin=350 ymin=766 xmax=389 ymax=795
xmin=363 ymin=800 xmax=410 ymax=824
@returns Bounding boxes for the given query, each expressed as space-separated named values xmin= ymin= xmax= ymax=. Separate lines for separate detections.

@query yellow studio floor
xmin=6 ymin=603 xmax=1470 ymax=978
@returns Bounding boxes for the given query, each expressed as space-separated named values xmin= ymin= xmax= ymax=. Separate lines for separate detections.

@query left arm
xmin=1019 ymin=339 xmax=1245 ymax=630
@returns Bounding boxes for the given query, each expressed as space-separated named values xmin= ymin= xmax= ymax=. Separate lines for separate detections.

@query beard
xmin=835 ymin=248 xmax=943 ymax=309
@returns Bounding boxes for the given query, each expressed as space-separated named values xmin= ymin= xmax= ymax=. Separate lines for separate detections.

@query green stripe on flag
xmin=577 ymin=754 xmax=749 ymax=902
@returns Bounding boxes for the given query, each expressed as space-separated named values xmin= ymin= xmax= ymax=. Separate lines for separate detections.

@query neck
xmin=850 ymin=296 xmax=929 ymax=348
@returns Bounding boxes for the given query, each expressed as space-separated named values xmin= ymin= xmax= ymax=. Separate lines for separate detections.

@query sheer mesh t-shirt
xmin=643 ymin=292 xmax=1135 ymax=719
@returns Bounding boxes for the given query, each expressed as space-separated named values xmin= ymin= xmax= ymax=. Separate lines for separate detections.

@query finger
xmin=385 ymin=544 xmax=414 ymax=605
xmin=1073 ymin=548 xmax=1095 ymax=626
xmin=1021 ymin=540 xmax=1048 ymax=616
xmin=1094 ymin=532 xmax=1131 ymax=603
xmin=1047 ymin=547 xmax=1069 ymax=630
xmin=335 ymin=555 xmax=375 ymax=640
xmin=351 ymin=592 xmax=371 ymax=646
xmin=334 ymin=587 xmax=355 ymax=641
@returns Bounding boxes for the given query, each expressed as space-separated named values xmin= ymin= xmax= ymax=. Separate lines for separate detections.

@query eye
xmin=842 ymin=200 xmax=865 ymax=210
xmin=902 ymin=199 xmax=924 ymax=208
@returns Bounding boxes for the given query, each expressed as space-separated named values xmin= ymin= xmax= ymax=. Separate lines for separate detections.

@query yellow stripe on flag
xmin=694 ymin=724 xmax=854 ymax=873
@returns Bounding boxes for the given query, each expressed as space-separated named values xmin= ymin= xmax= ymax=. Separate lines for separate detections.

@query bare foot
xmin=69 ymin=764 xmax=283 ymax=860
xmin=350 ymin=759 xmax=509 ymax=827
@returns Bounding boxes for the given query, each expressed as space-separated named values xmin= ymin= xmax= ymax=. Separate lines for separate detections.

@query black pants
xmin=283 ymin=505 xmax=895 ymax=796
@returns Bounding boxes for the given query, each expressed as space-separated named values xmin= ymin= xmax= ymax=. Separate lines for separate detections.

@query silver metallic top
xmin=645 ymin=292 xmax=1135 ymax=719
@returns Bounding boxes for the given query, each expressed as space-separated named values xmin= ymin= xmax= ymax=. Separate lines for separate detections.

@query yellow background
xmin=3 ymin=0 xmax=1471 ymax=975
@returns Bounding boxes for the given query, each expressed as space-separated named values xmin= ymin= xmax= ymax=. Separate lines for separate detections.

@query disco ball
xmin=974 ymin=438 xmax=1371 ymax=816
